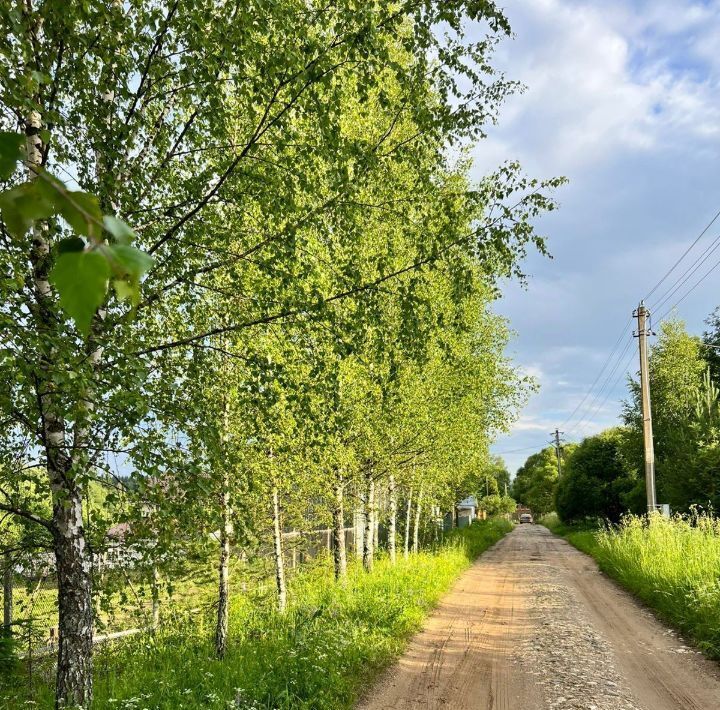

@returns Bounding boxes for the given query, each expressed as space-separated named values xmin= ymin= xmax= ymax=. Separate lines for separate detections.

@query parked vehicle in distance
xmin=519 ymin=513 xmax=534 ymax=524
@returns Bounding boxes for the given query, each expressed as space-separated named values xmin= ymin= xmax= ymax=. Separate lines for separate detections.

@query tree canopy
xmin=624 ymin=318 xmax=720 ymax=512
xmin=0 ymin=2 xmax=563 ymax=706
xmin=554 ymin=428 xmax=642 ymax=523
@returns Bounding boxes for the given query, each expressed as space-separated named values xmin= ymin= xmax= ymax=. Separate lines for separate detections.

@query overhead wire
xmin=644 ymin=207 xmax=720 ymax=302
xmin=492 ymin=445 xmax=548 ymax=455
xmin=655 ymin=249 xmax=720 ymax=325
xmin=574 ymin=344 xmax=636 ymax=438
xmin=563 ymin=206 xmax=720 ymax=439
xmin=568 ymin=335 xmax=634 ymax=438
xmin=511 ymin=206 xmax=720 ymax=452
xmin=559 ymin=315 xmax=633 ymax=432
xmin=650 ymin=232 xmax=720 ymax=315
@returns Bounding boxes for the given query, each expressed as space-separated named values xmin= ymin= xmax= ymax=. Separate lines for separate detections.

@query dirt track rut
xmin=357 ymin=525 xmax=720 ymax=710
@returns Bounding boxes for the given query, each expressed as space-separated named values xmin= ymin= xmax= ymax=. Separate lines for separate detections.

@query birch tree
xmin=0 ymin=2 xmax=562 ymax=705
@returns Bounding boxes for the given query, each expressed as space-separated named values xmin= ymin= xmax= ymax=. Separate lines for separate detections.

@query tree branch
xmin=0 ymin=498 xmax=53 ymax=532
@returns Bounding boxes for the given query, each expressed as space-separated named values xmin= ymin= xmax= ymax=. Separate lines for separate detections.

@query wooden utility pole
xmin=634 ymin=302 xmax=657 ymax=512
xmin=550 ymin=429 xmax=564 ymax=477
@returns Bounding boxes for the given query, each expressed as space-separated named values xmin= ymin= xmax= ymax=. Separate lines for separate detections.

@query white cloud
xmin=480 ymin=1 xmax=720 ymax=472
xmin=472 ymin=0 xmax=720 ymax=175
xmin=512 ymin=415 xmax=557 ymax=432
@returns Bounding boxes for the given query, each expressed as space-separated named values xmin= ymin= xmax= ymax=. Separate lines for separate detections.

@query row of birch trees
xmin=0 ymin=0 xmax=561 ymax=706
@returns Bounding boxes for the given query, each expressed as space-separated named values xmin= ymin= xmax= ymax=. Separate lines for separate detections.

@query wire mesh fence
xmin=1 ymin=524 xmax=363 ymax=663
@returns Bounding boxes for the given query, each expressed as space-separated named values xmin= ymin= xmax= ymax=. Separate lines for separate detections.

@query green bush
xmin=555 ymin=428 xmax=643 ymax=523
xmin=0 ymin=633 xmax=18 ymax=675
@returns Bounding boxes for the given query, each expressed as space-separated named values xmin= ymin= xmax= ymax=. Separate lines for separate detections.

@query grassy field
xmin=543 ymin=511 xmax=720 ymax=659
xmin=1 ymin=519 xmax=511 ymax=710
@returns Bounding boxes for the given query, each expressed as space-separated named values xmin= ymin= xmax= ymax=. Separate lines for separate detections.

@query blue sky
xmin=473 ymin=0 xmax=720 ymax=474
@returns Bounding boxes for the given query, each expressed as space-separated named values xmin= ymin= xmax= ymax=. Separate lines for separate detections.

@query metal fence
xmin=1 ymin=524 xmax=365 ymax=661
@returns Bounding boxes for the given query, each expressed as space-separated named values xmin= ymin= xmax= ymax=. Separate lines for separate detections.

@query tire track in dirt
xmin=357 ymin=530 xmax=542 ymax=709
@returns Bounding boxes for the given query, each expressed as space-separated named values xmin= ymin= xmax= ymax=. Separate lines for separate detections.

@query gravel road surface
xmin=357 ymin=524 xmax=720 ymax=710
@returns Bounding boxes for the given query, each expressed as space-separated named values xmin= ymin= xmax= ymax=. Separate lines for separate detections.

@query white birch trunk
xmin=215 ymin=391 xmax=232 ymax=655
xmin=332 ymin=473 xmax=347 ymax=580
xmin=388 ymin=475 xmax=397 ymax=564
xmin=2 ymin=552 xmax=12 ymax=634
xmin=363 ymin=470 xmax=375 ymax=572
xmin=413 ymin=485 xmax=424 ymax=554
xmin=24 ymin=109 xmax=94 ymax=709
xmin=53 ymin=486 xmax=94 ymax=708
xmin=215 ymin=470 xmax=230 ymax=656
xmin=151 ymin=565 xmax=160 ymax=631
xmin=356 ymin=492 xmax=365 ymax=558
xmin=272 ymin=485 xmax=287 ymax=612
xmin=404 ymin=489 xmax=413 ymax=559
xmin=373 ymin=487 xmax=380 ymax=552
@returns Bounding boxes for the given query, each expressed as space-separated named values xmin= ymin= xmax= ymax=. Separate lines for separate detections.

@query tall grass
xmin=1 ymin=519 xmax=511 ymax=709
xmin=593 ymin=512 xmax=720 ymax=658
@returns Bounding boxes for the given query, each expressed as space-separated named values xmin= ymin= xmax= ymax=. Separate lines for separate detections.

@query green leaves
xmin=0 ymin=182 xmax=55 ymax=235
xmin=0 ymin=131 xmax=24 ymax=179
xmin=56 ymin=190 xmax=103 ymax=240
xmin=49 ymin=238 xmax=154 ymax=332
xmin=108 ymin=244 xmax=154 ymax=305
xmin=109 ymin=244 xmax=153 ymax=281
xmin=50 ymin=251 xmax=111 ymax=336
xmin=103 ymin=215 xmax=136 ymax=244
xmin=0 ymin=131 xmax=153 ymax=334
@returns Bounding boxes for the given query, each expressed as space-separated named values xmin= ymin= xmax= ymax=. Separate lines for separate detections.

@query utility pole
xmin=634 ymin=301 xmax=657 ymax=513
xmin=549 ymin=429 xmax=564 ymax=477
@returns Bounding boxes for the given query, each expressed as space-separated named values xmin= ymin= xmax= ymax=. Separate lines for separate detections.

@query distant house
xmin=456 ymin=496 xmax=478 ymax=528
xmin=442 ymin=495 xmax=487 ymax=531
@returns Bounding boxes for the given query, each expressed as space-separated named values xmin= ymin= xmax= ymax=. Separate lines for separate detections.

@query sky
xmin=472 ymin=0 xmax=720 ymax=474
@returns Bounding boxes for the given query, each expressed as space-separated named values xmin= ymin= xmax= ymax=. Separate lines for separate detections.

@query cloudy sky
xmin=472 ymin=0 xmax=720 ymax=474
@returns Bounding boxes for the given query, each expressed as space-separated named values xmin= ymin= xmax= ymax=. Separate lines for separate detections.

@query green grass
xmin=543 ymin=511 xmax=720 ymax=659
xmin=1 ymin=519 xmax=511 ymax=709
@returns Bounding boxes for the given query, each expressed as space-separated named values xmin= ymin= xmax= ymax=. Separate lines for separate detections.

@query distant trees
xmin=624 ymin=318 xmax=720 ymax=512
xmin=512 ymin=445 xmax=575 ymax=517
xmin=482 ymin=455 xmax=512 ymax=496
xmin=703 ymin=308 xmax=720 ymax=385
xmin=547 ymin=313 xmax=720 ymax=524
xmin=479 ymin=493 xmax=516 ymax=517
xmin=477 ymin=457 xmax=515 ymax=516
xmin=554 ymin=428 xmax=642 ymax=523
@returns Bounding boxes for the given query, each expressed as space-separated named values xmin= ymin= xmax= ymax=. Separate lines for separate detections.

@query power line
xmin=656 ymin=251 xmax=720 ymax=325
xmin=569 ymin=335 xmax=634 ymax=436
xmin=559 ymin=316 xmax=633 ymax=431
xmin=567 ymin=335 xmax=634 ymax=437
xmin=574 ymin=345 xmax=636 ymax=439
xmin=492 ymin=445 xmax=547 ymax=455
xmin=650 ymin=232 xmax=720 ymax=315
xmin=644 ymin=207 xmax=720 ymax=302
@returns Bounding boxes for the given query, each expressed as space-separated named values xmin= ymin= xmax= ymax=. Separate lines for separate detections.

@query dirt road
xmin=357 ymin=525 xmax=720 ymax=710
